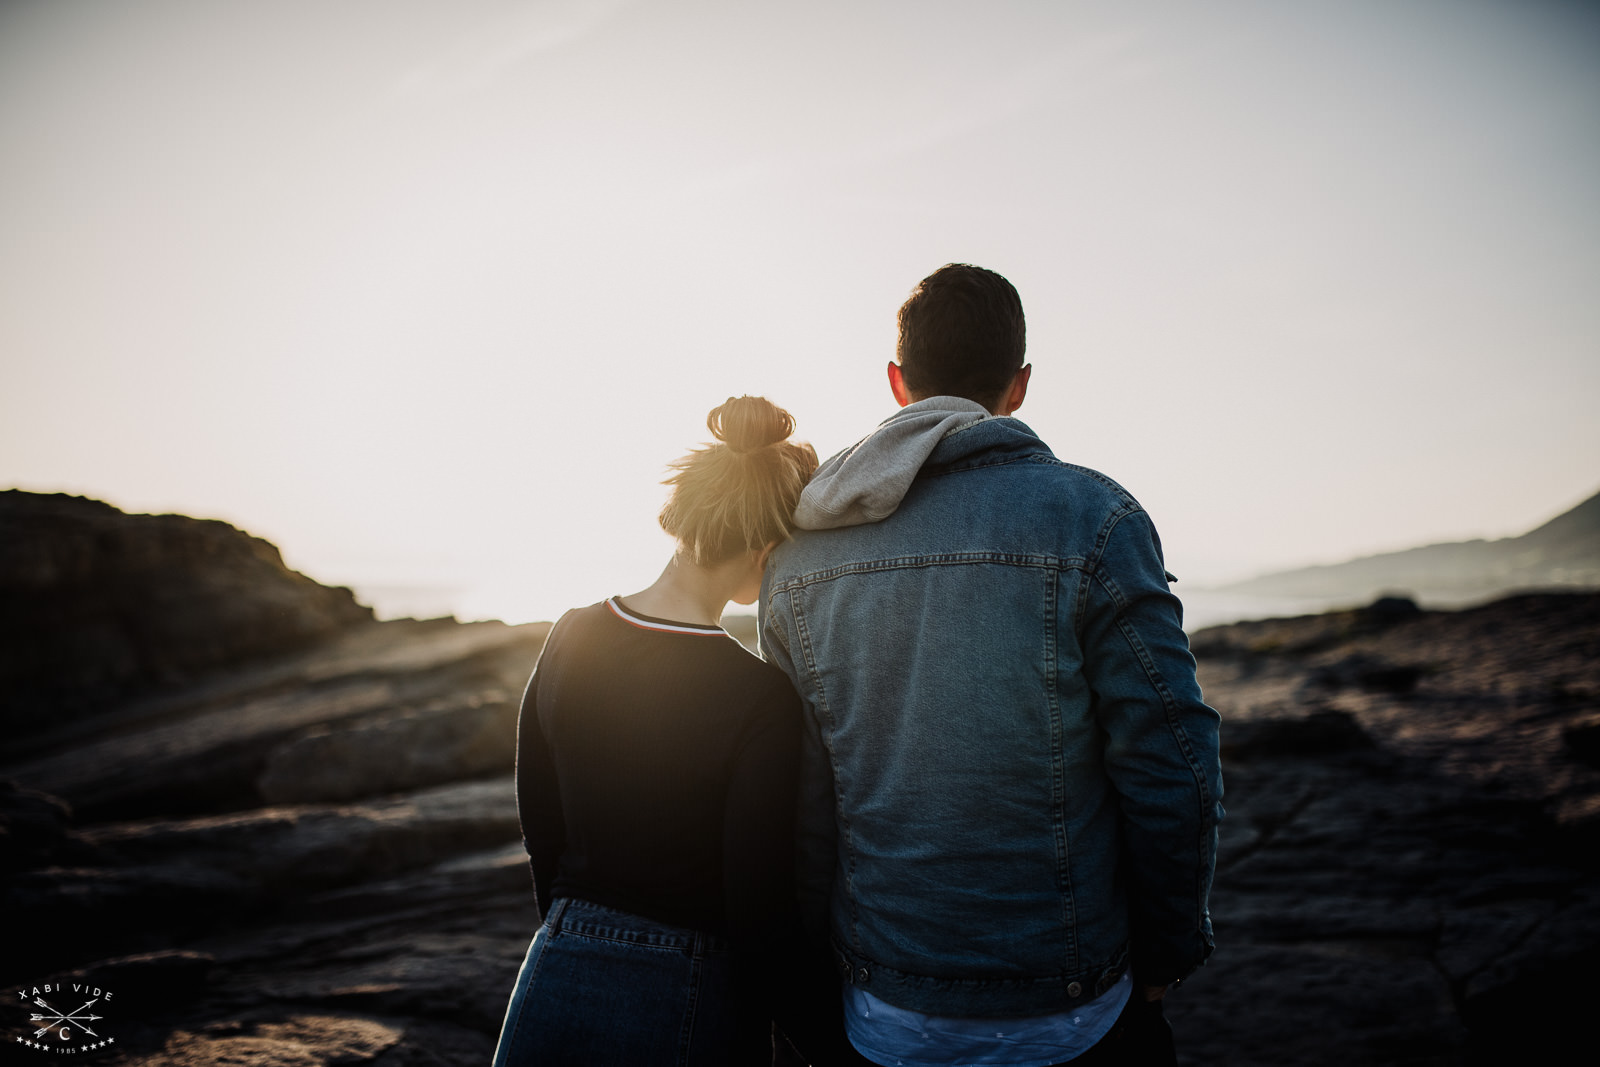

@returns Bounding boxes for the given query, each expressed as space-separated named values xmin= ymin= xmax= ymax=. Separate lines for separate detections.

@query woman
xmin=493 ymin=396 xmax=819 ymax=1066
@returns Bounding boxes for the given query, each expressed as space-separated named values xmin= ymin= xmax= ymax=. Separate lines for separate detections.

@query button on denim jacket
xmin=759 ymin=400 xmax=1222 ymax=1018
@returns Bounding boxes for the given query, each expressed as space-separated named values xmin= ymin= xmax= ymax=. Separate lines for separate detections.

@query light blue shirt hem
xmin=844 ymin=972 xmax=1133 ymax=1067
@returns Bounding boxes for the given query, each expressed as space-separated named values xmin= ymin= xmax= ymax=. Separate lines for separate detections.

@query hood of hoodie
xmin=793 ymin=396 xmax=997 ymax=531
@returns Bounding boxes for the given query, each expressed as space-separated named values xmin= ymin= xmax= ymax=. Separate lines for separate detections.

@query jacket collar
xmin=794 ymin=397 xmax=1045 ymax=530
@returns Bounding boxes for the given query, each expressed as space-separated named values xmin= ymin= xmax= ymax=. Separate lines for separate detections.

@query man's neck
xmin=904 ymin=393 xmax=1005 ymax=417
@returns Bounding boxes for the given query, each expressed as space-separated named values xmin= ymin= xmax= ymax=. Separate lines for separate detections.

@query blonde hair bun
xmin=659 ymin=396 xmax=819 ymax=565
xmin=708 ymin=395 xmax=795 ymax=453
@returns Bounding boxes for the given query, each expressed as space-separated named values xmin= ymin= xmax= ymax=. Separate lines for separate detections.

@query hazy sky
xmin=3 ymin=0 xmax=1597 ymax=623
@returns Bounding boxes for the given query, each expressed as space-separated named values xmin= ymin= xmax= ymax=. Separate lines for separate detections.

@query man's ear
xmin=887 ymin=361 xmax=913 ymax=407
xmin=998 ymin=364 xmax=1032 ymax=416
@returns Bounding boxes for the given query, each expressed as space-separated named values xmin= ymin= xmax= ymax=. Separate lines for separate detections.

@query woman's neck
xmin=622 ymin=554 xmax=733 ymax=627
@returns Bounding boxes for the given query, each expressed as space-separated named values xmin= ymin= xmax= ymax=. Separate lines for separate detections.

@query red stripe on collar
xmin=605 ymin=598 xmax=726 ymax=636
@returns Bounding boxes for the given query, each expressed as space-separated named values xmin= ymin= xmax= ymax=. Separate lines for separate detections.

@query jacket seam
xmin=790 ymin=597 xmax=859 ymax=951
xmin=1085 ymin=503 xmax=1145 ymax=574
xmin=1043 ymin=567 xmax=1077 ymax=968
xmin=769 ymin=553 xmax=1091 ymax=592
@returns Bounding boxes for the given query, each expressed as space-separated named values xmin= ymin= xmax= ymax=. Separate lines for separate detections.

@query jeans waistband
xmin=545 ymin=898 xmax=732 ymax=954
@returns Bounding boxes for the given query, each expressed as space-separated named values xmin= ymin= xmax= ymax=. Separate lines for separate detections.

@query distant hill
xmin=1214 ymin=489 xmax=1600 ymax=604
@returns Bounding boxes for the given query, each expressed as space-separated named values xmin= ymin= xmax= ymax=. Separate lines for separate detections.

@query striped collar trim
xmin=605 ymin=597 xmax=726 ymax=636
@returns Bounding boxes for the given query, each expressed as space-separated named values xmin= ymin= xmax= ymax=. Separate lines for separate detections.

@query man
xmin=760 ymin=264 xmax=1222 ymax=1066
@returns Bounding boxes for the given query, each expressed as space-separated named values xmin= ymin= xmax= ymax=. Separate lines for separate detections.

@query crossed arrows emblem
xmin=29 ymin=996 xmax=102 ymax=1040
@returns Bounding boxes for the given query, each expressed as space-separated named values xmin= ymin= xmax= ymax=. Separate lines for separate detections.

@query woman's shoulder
xmin=725 ymin=648 xmax=804 ymax=717
xmin=538 ymin=599 xmax=610 ymax=645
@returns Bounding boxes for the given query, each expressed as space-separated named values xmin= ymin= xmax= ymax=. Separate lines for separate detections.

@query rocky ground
xmin=2 ymin=614 xmax=549 ymax=1066
xmin=1170 ymin=593 xmax=1600 ymax=1065
xmin=3 ymin=495 xmax=1596 ymax=1065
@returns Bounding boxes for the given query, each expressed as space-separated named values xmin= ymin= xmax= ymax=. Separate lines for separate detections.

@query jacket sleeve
xmin=1079 ymin=506 xmax=1223 ymax=986
xmin=759 ymin=584 xmax=839 ymax=948
xmin=514 ymin=659 xmax=564 ymax=920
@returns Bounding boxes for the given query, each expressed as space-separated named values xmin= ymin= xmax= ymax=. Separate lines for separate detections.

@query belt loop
xmin=545 ymin=897 xmax=569 ymax=932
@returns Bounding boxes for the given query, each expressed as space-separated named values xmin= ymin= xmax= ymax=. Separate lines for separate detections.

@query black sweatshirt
xmin=514 ymin=597 xmax=802 ymax=945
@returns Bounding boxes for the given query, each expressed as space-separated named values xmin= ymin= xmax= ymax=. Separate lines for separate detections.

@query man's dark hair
xmin=896 ymin=263 xmax=1026 ymax=409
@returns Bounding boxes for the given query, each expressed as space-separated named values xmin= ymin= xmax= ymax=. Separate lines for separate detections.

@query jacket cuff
xmin=1131 ymin=928 xmax=1214 ymax=987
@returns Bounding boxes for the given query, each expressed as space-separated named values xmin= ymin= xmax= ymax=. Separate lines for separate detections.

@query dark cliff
xmin=0 ymin=491 xmax=373 ymax=734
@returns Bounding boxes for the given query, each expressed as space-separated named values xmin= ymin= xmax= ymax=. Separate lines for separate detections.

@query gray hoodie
xmin=793 ymin=396 xmax=994 ymax=531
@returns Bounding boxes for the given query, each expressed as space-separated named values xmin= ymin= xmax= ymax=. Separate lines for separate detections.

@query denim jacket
xmin=759 ymin=399 xmax=1222 ymax=1018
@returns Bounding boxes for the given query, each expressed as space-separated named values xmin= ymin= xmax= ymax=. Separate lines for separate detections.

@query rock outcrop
xmin=0 ymin=491 xmax=374 ymax=734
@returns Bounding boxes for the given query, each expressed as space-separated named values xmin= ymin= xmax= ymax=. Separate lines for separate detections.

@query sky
xmin=2 ymin=0 xmax=1597 ymax=625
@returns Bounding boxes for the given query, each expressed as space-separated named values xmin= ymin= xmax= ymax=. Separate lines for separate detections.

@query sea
xmin=349 ymin=580 xmax=1368 ymax=635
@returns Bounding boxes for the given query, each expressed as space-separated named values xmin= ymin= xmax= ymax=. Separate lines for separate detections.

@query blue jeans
xmin=492 ymin=898 xmax=767 ymax=1066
